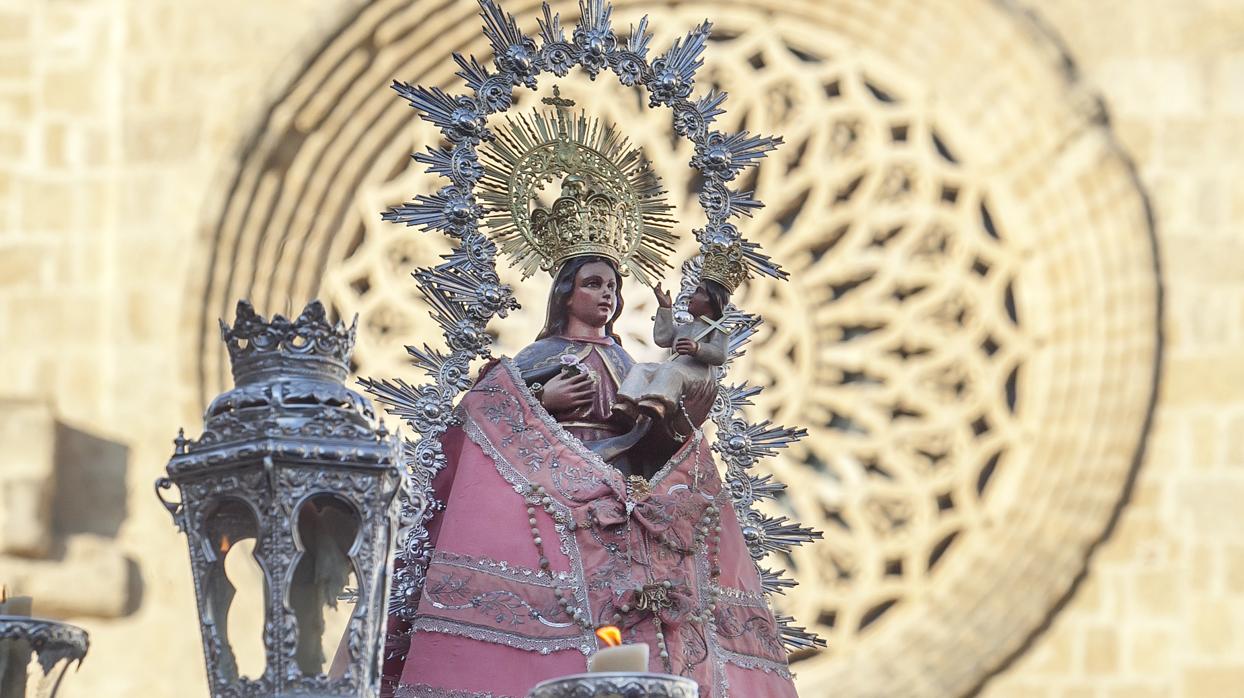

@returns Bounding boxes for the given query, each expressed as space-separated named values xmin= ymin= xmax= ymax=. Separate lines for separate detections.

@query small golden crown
xmin=700 ymin=243 xmax=750 ymax=293
xmin=477 ymin=108 xmax=676 ymax=286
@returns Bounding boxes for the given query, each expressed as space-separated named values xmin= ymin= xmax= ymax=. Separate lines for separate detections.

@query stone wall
xmin=0 ymin=0 xmax=1239 ymax=696
xmin=982 ymin=2 xmax=1244 ymax=697
xmin=0 ymin=2 xmax=364 ymax=694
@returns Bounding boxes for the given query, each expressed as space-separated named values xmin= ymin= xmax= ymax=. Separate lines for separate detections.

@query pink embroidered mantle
xmin=391 ymin=360 xmax=797 ymax=698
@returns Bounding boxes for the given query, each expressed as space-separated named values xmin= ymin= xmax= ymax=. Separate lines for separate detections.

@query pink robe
xmin=389 ymin=360 xmax=797 ymax=698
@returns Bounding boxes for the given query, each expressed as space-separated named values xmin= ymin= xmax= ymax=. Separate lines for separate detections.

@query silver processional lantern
xmin=156 ymin=300 xmax=402 ymax=697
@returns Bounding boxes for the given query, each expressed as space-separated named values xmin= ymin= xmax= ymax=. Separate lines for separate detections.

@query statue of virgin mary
xmin=378 ymin=105 xmax=800 ymax=697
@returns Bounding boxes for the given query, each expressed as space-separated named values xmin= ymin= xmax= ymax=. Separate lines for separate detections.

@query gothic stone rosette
xmin=157 ymin=300 xmax=403 ymax=697
xmin=370 ymin=0 xmax=822 ymax=653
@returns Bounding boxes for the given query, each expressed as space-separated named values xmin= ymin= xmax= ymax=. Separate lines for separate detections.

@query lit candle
xmin=587 ymin=626 xmax=649 ymax=673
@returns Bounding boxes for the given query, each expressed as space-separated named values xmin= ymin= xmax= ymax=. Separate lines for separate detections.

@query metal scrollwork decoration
xmin=528 ymin=672 xmax=699 ymax=698
xmin=0 ymin=616 xmax=89 ymax=697
xmin=158 ymin=301 xmax=403 ymax=697
xmin=475 ymin=106 xmax=677 ymax=284
xmin=364 ymin=0 xmax=824 ymax=654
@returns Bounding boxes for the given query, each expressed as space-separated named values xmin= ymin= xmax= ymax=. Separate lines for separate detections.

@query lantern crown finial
xmin=219 ymin=300 xmax=357 ymax=384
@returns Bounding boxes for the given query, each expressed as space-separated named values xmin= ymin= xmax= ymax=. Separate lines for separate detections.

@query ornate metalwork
xmin=527 ymin=672 xmax=699 ymax=698
xmin=365 ymin=0 xmax=823 ymax=655
xmin=698 ymin=244 xmax=749 ymax=294
xmin=158 ymin=300 xmax=403 ymax=697
xmin=195 ymin=0 xmax=1163 ymax=694
xmin=475 ymin=106 xmax=677 ymax=284
xmin=0 ymin=616 xmax=88 ymax=697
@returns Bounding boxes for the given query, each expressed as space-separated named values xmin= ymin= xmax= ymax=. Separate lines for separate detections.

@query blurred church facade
xmin=0 ymin=0 xmax=1241 ymax=696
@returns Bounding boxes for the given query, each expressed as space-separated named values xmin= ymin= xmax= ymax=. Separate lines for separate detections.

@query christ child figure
xmin=612 ymin=279 xmax=731 ymax=428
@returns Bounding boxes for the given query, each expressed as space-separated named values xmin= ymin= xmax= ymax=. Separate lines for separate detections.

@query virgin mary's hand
xmin=541 ymin=371 xmax=595 ymax=413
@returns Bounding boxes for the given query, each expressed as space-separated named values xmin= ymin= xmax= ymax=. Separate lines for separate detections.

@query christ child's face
xmin=687 ymin=284 xmax=715 ymax=318
xmin=566 ymin=260 xmax=619 ymax=328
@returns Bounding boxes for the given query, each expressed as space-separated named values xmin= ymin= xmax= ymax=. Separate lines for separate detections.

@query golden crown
xmin=477 ymin=105 xmax=676 ymax=286
xmin=700 ymin=243 xmax=750 ymax=293
xmin=528 ymin=174 xmax=632 ymax=268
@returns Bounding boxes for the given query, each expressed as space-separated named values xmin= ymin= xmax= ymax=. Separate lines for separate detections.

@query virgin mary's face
xmin=566 ymin=260 xmax=619 ymax=328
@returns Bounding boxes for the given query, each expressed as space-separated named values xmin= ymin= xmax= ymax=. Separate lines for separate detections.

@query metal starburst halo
xmin=477 ymin=107 xmax=677 ymax=286
xmin=366 ymin=0 xmax=823 ymax=653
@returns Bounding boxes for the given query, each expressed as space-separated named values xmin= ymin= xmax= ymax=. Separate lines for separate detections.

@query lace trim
xmin=424 ymin=588 xmax=576 ymax=630
xmin=643 ymin=422 xmax=702 ymax=493
xmin=433 ymin=550 xmax=570 ymax=587
xmin=458 ymin=381 xmax=596 ymax=656
xmin=497 ymin=358 xmax=703 ymax=494
xmin=395 ymin=683 xmax=512 ymax=698
xmin=410 ymin=617 xmax=591 ymax=657
xmin=712 ymin=584 xmax=770 ymax=607
xmin=498 ymin=358 xmax=625 ymax=487
xmin=719 ymin=648 xmax=793 ymax=678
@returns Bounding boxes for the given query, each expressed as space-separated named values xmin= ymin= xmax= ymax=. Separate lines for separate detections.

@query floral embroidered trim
xmin=695 ymin=536 xmax=730 ymax=698
xmin=643 ymin=426 xmax=703 ymax=492
xmin=712 ymin=584 xmax=770 ymax=606
xmin=718 ymin=647 xmax=794 ymax=678
xmin=458 ymin=375 xmax=597 ymax=656
xmin=499 ymin=357 xmax=703 ymax=495
xmin=410 ymin=616 xmax=590 ymax=657
xmin=499 ymin=359 xmax=625 ymax=487
xmin=423 ymin=581 xmax=576 ymax=629
xmin=433 ymin=550 xmax=568 ymax=587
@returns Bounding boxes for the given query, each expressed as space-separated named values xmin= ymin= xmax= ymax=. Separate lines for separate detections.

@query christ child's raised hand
xmin=653 ymin=282 xmax=673 ymax=309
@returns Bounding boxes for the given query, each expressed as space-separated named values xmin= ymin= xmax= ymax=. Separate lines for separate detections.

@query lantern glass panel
xmin=321 ymin=566 xmax=358 ymax=680
xmin=203 ymin=497 xmax=265 ymax=683
xmin=291 ymin=493 xmax=361 ymax=677
xmin=222 ymin=537 xmax=266 ymax=680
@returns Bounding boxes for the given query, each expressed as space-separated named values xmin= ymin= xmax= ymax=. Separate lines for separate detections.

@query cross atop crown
xmin=541 ymin=85 xmax=576 ymax=109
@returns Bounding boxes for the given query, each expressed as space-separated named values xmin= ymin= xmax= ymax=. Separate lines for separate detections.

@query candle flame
xmin=595 ymin=625 xmax=622 ymax=648
xmin=219 ymin=534 xmax=231 ymax=554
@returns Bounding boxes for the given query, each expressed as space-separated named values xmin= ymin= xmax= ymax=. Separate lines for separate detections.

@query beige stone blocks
xmin=1083 ymin=627 xmax=1120 ymax=675
xmin=1216 ymin=53 xmax=1244 ymax=116
xmin=0 ymin=397 xmax=134 ymax=619
xmin=0 ymin=399 xmax=54 ymax=557
xmin=1178 ymin=477 xmax=1244 ymax=536
xmin=1 ymin=534 xmax=131 ymax=618
xmin=1182 ymin=666 xmax=1244 ymax=697
xmin=0 ymin=10 xmax=31 ymax=43
xmin=121 ymin=113 xmax=202 ymax=164
xmin=1224 ymin=545 xmax=1244 ymax=590
xmin=1128 ymin=629 xmax=1174 ymax=678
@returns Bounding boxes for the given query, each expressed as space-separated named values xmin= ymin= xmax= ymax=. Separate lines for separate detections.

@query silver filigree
xmin=0 ymin=615 xmax=89 ymax=694
xmin=528 ymin=672 xmax=699 ymax=698
xmin=572 ymin=0 xmax=618 ymax=79
xmin=157 ymin=300 xmax=404 ymax=697
xmin=477 ymin=0 xmax=542 ymax=90
xmin=646 ymin=21 xmax=711 ymax=107
xmin=371 ymin=0 xmax=821 ymax=655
